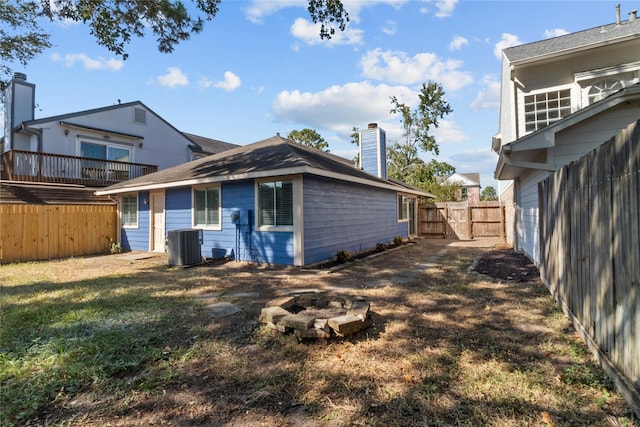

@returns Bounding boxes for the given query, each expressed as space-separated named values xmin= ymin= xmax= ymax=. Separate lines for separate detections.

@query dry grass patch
xmin=1 ymin=240 xmax=637 ymax=426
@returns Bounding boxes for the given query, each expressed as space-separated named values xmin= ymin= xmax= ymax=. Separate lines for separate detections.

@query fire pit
xmin=259 ymin=291 xmax=371 ymax=339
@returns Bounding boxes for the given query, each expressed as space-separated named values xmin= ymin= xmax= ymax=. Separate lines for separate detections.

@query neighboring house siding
xmin=512 ymin=103 xmax=640 ymax=260
xmin=13 ymin=104 xmax=193 ymax=169
xmin=303 ymin=176 xmax=406 ymax=265
xmin=552 ymin=104 xmax=640 ymax=166
xmin=121 ymin=191 xmax=150 ymax=251
xmin=515 ymin=170 xmax=549 ymax=264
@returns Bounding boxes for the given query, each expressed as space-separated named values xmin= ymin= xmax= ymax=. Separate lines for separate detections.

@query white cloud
xmin=449 ymin=35 xmax=468 ymax=51
xmin=432 ymin=119 xmax=468 ymax=144
xmin=50 ymin=53 xmax=123 ymax=71
xmin=199 ymin=71 xmax=241 ymax=91
xmin=435 ymin=0 xmax=458 ymax=18
xmin=358 ymin=48 xmax=473 ymax=91
xmin=290 ymin=18 xmax=364 ymax=46
xmin=272 ymin=81 xmax=415 ymax=138
xmin=382 ymin=20 xmax=397 ymax=36
xmin=494 ymin=33 xmax=522 ymax=60
xmin=244 ymin=0 xmax=302 ymax=24
xmin=470 ymin=76 xmax=500 ymax=110
xmin=245 ymin=0 xmax=408 ymax=25
xmin=215 ymin=71 xmax=241 ymax=91
xmin=544 ymin=28 xmax=569 ymax=38
xmin=152 ymin=67 xmax=189 ymax=88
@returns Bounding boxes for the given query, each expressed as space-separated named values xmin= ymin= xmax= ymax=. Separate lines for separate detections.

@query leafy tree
xmin=287 ymin=128 xmax=329 ymax=152
xmin=481 ymin=186 xmax=497 ymax=201
xmin=1 ymin=0 xmax=51 ymax=84
xmin=387 ymin=81 xmax=452 ymax=187
xmin=428 ymin=181 xmax=463 ymax=202
xmin=349 ymin=126 xmax=360 ymax=163
xmin=1 ymin=0 xmax=350 ymax=84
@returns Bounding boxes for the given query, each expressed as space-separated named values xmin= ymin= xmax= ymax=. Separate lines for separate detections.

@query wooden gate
xmin=419 ymin=201 xmax=505 ymax=240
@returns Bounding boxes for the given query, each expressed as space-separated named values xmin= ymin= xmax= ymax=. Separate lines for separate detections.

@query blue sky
xmin=5 ymin=0 xmax=639 ymax=189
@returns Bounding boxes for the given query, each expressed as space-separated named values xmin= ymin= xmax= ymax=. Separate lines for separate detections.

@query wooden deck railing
xmin=1 ymin=150 xmax=157 ymax=187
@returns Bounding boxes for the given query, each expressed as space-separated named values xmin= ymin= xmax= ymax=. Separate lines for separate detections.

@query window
xmin=258 ymin=180 xmax=293 ymax=227
xmin=524 ymin=89 xmax=571 ymax=132
xmin=460 ymin=188 xmax=468 ymax=200
xmin=397 ymin=195 xmax=409 ymax=221
xmin=81 ymin=141 xmax=130 ymax=162
xmin=122 ymin=194 xmax=138 ymax=227
xmin=193 ymin=186 xmax=220 ymax=228
xmin=588 ymin=79 xmax=622 ymax=104
xmin=80 ymin=141 xmax=131 ymax=180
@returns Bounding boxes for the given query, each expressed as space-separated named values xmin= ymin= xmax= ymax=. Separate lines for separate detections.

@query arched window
xmin=588 ymin=79 xmax=622 ymax=104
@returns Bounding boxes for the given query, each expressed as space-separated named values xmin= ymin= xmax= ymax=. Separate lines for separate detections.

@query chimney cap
xmin=13 ymin=72 xmax=27 ymax=81
xmin=367 ymin=123 xmax=378 ymax=129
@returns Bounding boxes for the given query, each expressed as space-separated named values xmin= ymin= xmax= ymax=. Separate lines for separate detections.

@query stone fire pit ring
xmin=259 ymin=291 xmax=372 ymax=339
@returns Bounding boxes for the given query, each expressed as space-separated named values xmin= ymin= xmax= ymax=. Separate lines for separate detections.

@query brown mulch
xmin=471 ymin=248 xmax=541 ymax=282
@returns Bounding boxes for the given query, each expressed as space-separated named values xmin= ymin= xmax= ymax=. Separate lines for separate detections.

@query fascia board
xmin=96 ymin=165 xmax=427 ymax=196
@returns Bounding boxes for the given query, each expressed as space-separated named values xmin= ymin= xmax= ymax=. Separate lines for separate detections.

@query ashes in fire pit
xmin=259 ymin=292 xmax=372 ymax=340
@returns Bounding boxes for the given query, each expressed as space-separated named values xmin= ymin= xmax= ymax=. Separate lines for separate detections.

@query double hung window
xmin=397 ymin=195 xmax=409 ymax=221
xmin=122 ymin=194 xmax=138 ymax=227
xmin=258 ymin=180 xmax=293 ymax=227
xmin=193 ymin=186 xmax=220 ymax=228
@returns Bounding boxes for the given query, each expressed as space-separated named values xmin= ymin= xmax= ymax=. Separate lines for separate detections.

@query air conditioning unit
xmin=167 ymin=229 xmax=202 ymax=266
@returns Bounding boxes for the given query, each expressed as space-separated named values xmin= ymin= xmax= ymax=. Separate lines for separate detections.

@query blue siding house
xmin=96 ymin=129 xmax=430 ymax=266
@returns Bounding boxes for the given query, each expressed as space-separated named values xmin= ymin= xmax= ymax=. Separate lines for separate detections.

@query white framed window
xmin=80 ymin=140 xmax=131 ymax=162
xmin=523 ymin=88 xmax=571 ymax=133
xmin=79 ymin=139 xmax=132 ymax=181
xmin=122 ymin=194 xmax=138 ymax=228
xmin=397 ymin=195 xmax=409 ymax=221
xmin=460 ymin=188 xmax=468 ymax=201
xmin=257 ymin=180 xmax=293 ymax=229
xmin=588 ymin=79 xmax=622 ymax=104
xmin=193 ymin=185 xmax=221 ymax=229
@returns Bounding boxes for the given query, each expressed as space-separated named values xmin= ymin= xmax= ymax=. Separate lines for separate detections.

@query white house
xmin=493 ymin=7 xmax=640 ymax=263
xmin=2 ymin=73 xmax=236 ymax=190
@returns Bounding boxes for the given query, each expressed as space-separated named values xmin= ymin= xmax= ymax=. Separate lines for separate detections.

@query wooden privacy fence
xmin=538 ymin=120 xmax=640 ymax=416
xmin=0 ymin=204 xmax=117 ymax=264
xmin=419 ymin=201 xmax=505 ymax=240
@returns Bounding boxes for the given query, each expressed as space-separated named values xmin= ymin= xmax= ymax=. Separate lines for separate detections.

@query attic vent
xmin=133 ymin=107 xmax=146 ymax=124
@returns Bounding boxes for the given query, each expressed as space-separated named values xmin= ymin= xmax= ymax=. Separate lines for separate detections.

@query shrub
xmin=336 ymin=249 xmax=351 ymax=264
xmin=393 ymin=236 xmax=403 ymax=245
xmin=107 ymin=238 xmax=122 ymax=254
xmin=375 ymin=243 xmax=386 ymax=252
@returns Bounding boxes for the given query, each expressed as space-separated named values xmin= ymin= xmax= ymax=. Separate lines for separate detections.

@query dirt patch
xmin=472 ymin=248 xmax=540 ymax=282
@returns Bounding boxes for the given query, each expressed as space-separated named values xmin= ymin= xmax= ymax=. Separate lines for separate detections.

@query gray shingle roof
xmin=98 ymin=134 xmax=427 ymax=195
xmin=183 ymin=132 xmax=239 ymax=155
xmin=504 ymin=17 xmax=640 ymax=63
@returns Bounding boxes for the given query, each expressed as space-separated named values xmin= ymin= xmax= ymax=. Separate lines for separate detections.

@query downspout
xmin=108 ymin=195 xmax=122 ymax=246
